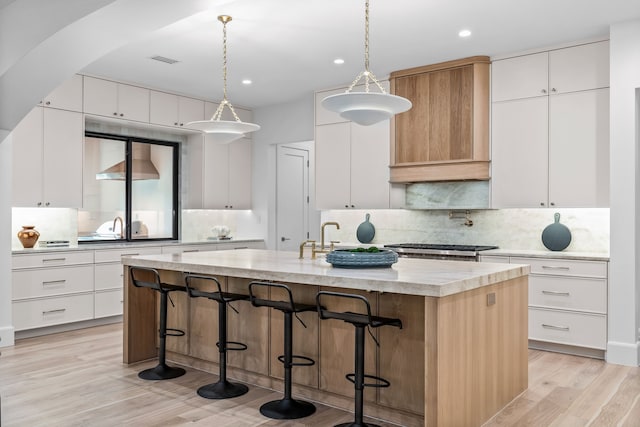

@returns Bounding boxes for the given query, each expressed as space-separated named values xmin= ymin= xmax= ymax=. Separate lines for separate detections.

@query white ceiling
xmin=81 ymin=0 xmax=640 ymax=110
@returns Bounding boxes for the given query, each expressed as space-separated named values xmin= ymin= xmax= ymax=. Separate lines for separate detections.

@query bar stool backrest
xmin=248 ymin=281 xmax=295 ymax=312
xmin=315 ymin=291 xmax=374 ymax=326
xmin=184 ymin=274 xmax=223 ymax=298
xmin=130 ymin=266 xmax=163 ymax=291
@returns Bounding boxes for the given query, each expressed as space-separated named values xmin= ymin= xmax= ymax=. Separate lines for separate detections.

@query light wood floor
xmin=0 ymin=323 xmax=639 ymax=427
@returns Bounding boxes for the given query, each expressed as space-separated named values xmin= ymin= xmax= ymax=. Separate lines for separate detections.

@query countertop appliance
xmin=384 ymin=243 xmax=498 ymax=261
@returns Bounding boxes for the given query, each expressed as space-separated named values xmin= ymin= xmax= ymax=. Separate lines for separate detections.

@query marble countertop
xmin=11 ymin=238 xmax=265 ymax=255
xmin=481 ymin=248 xmax=609 ymax=261
xmin=122 ymin=249 xmax=529 ymax=298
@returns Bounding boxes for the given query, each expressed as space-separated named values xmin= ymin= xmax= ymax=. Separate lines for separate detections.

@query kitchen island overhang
xmin=122 ymin=249 xmax=529 ymax=427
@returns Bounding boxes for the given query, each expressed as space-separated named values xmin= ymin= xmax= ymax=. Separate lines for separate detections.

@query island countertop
xmin=122 ymin=248 xmax=529 ymax=297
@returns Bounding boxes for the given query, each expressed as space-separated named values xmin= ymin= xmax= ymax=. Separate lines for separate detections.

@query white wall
xmin=608 ymin=19 xmax=640 ymax=366
xmin=252 ymin=94 xmax=315 ymax=249
xmin=0 ymin=131 xmax=15 ymax=347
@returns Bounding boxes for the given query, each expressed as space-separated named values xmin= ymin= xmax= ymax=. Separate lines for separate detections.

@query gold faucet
xmin=299 ymin=240 xmax=317 ymax=259
xmin=319 ymin=221 xmax=340 ymax=253
xmin=113 ymin=216 xmax=124 ymax=239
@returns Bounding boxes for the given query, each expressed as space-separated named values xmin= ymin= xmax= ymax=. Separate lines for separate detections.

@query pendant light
xmin=321 ymin=0 xmax=411 ymax=126
xmin=187 ymin=15 xmax=260 ymax=143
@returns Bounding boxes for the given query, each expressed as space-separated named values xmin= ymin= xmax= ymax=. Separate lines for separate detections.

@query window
xmin=78 ymin=132 xmax=179 ymax=242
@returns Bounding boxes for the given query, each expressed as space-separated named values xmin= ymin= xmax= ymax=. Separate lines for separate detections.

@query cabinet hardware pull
xmin=541 ymin=266 xmax=570 ymax=270
xmin=42 ymin=280 xmax=66 ymax=286
xmin=541 ymin=89 xmax=547 ymax=94
xmin=542 ymin=290 xmax=570 ymax=296
xmin=233 ymin=247 xmax=248 ymax=250
xmin=120 ymin=300 xmax=124 ymax=304
xmin=182 ymin=249 xmax=199 ymax=253
xmin=542 ymin=323 xmax=569 ymax=331
xmin=42 ymin=308 xmax=66 ymax=315
xmin=42 ymin=258 xmax=66 ymax=263
xmin=120 ymin=253 xmax=140 ymax=257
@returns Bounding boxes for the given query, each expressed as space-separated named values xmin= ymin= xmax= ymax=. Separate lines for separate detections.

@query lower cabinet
xmin=480 ymin=254 xmax=608 ymax=357
xmin=13 ymin=294 xmax=95 ymax=331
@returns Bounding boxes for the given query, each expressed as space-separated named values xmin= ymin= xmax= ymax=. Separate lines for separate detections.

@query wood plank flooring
xmin=1 ymin=323 xmax=639 ymax=426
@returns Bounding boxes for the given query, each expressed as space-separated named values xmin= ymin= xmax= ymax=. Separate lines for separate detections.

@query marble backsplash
xmin=320 ymin=208 xmax=610 ymax=253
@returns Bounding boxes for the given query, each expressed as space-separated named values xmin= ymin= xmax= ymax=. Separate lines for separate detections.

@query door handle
xmin=281 ymin=237 xmax=291 ymax=242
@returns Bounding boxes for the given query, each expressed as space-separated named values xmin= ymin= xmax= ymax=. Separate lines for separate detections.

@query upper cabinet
xmin=389 ymin=56 xmax=491 ymax=183
xmin=40 ymin=74 xmax=83 ymax=112
xmin=149 ymin=92 xmax=204 ymax=128
xmin=83 ymin=76 xmax=150 ymax=122
xmin=491 ymin=41 xmax=610 ymax=208
xmin=12 ymin=107 xmax=83 ymax=208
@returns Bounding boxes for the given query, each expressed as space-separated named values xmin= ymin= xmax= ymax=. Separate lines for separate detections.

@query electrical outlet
xmin=487 ymin=292 xmax=496 ymax=306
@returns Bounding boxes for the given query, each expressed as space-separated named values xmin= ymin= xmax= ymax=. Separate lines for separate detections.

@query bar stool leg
xmin=197 ymin=300 xmax=249 ymax=399
xmin=336 ymin=324 xmax=379 ymax=427
xmin=138 ymin=291 xmax=186 ymax=380
xmin=259 ymin=311 xmax=316 ymax=419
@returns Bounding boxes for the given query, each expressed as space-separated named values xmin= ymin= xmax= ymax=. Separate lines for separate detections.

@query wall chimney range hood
xmin=96 ymin=143 xmax=160 ymax=180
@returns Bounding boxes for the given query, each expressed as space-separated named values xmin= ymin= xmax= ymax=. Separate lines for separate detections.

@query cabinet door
xmin=491 ymin=52 xmax=549 ymax=102
xmin=177 ymin=96 xmax=204 ymax=127
xmin=227 ymin=139 xmax=252 ymax=209
xmin=315 ymin=122 xmax=351 ymax=209
xmin=182 ymin=134 xmax=205 ymax=209
xmin=118 ymin=84 xmax=149 ymax=122
xmin=83 ymin=76 xmax=118 ymax=117
xmin=350 ymin=121 xmax=390 ymax=208
xmin=202 ymin=139 xmax=230 ymax=209
xmin=12 ymin=108 xmax=44 ymax=207
xmin=549 ymin=41 xmax=609 ymax=94
xmin=149 ymin=91 xmax=179 ymax=126
xmin=41 ymin=74 xmax=83 ymax=111
xmin=548 ymin=88 xmax=609 ymax=207
xmin=42 ymin=109 xmax=83 ymax=207
xmin=491 ymin=97 xmax=548 ymax=208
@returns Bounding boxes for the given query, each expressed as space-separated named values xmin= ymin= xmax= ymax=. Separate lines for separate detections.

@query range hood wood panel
xmin=390 ymin=56 xmax=490 ymax=183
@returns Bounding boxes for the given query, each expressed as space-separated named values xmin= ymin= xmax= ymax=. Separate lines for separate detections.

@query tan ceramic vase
xmin=17 ymin=225 xmax=40 ymax=248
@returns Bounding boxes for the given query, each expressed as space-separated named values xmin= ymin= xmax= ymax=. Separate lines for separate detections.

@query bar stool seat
xmin=316 ymin=291 xmax=402 ymax=427
xmin=129 ymin=266 xmax=187 ymax=380
xmin=249 ymin=281 xmax=317 ymax=420
xmin=185 ymin=274 xmax=250 ymax=399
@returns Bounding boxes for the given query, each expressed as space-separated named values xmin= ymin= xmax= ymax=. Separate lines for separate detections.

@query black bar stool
xmin=184 ymin=274 xmax=249 ymax=399
xmin=316 ymin=291 xmax=403 ymax=427
xmin=129 ymin=266 xmax=187 ymax=380
xmin=249 ymin=281 xmax=317 ymax=419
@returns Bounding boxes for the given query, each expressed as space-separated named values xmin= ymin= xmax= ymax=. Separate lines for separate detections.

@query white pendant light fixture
xmin=321 ymin=0 xmax=411 ymax=126
xmin=187 ymin=15 xmax=260 ymax=143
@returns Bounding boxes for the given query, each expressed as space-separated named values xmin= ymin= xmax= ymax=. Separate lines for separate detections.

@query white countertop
xmin=482 ymin=248 xmax=609 ymax=261
xmin=122 ymin=249 xmax=529 ymax=298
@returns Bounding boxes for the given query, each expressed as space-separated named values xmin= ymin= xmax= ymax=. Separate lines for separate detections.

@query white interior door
xmin=276 ymin=145 xmax=309 ymax=251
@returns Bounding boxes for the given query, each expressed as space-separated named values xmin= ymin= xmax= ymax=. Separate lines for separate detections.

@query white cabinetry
xmin=12 ymin=107 xmax=83 ymax=207
xmin=12 ymin=251 xmax=95 ymax=331
xmin=93 ymin=246 xmax=162 ymax=318
xmin=204 ymin=138 xmax=252 ymax=209
xmin=480 ymin=254 xmax=608 ymax=358
xmin=39 ymin=74 xmax=83 ymax=112
xmin=83 ymin=76 xmax=150 ymax=122
xmin=491 ymin=41 xmax=610 ymax=208
xmin=314 ymin=84 xmax=392 ymax=210
xmin=150 ymin=91 xmax=204 ymax=127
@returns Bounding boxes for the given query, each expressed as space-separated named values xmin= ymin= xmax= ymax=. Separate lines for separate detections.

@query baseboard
xmin=0 ymin=325 xmax=15 ymax=348
xmin=15 ymin=316 xmax=122 ymax=340
xmin=528 ymin=340 xmax=605 ymax=359
xmin=606 ymin=340 xmax=640 ymax=366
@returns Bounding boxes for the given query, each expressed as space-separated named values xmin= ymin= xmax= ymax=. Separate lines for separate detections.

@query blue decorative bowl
xmin=325 ymin=249 xmax=398 ymax=269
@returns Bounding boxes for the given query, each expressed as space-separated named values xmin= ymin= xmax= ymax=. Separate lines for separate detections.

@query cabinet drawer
xmin=511 ymin=257 xmax=607 ymax=278
xmin=12 ymin=251 xmax=94 ymax=269
xmin=529 ymin=275 xmax=606 ymax=313
xmin=95 ymin=289 xmax=123 ymax=318
xmin=529 ymin=308 xmax=606 ymax=349
xmin=13 ymin=293 xmax=94 ymax=331
xmin=12 ymin=265 xmax=94 ymax=300
xmin=161 ymin=244 xmax=218 ymax=254
xmin=94 ymin=246 xmax=162 ymax=263
xmin=94 ymin=263 xmax=125 ymax=291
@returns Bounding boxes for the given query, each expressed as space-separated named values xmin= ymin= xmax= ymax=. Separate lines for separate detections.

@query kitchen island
xmin=122 ymin=249 xmax=529 ymax=427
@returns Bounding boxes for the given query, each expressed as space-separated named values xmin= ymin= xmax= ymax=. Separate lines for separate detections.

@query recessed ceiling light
xmin=458 ymin=29 xmax=472 ymax=38
xmin=333 ymin=58 xmax=345 ymax=65
xmin=242 ymin=79 xmax=252 ymax=85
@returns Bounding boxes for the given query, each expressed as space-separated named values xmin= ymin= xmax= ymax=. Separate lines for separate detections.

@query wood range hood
xmin=388 ymin=56 xmax=491 ymax=183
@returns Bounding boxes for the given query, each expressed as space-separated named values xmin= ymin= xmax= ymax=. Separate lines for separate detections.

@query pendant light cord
xmin=211 ymin=16 xmax=242 ymax=123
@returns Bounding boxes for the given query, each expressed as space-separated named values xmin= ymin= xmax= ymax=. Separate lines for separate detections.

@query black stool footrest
xmin=217 ymin=340 xmax=248 ymax=352
xmin=164 ymin=328 xmax=185 ymax=337
xmin=345 ymin=373 xmax=391 ymax=388
xmin=277 ymin=354 xmax=315 ymax=367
